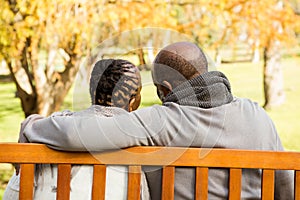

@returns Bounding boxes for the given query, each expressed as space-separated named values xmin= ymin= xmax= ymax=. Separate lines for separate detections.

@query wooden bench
xmin=1 ymin=143 xmax=300 ymax=200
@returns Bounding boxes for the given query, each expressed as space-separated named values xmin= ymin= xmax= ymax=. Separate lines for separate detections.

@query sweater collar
xmin=163 ymin=71 xmax=233 ymax=108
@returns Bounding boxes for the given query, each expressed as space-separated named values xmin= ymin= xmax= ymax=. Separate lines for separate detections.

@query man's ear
xmin=163 ymin=80 xmax=172 ymax=91
xmin=162 ymin=80 xmax=172 ymax=96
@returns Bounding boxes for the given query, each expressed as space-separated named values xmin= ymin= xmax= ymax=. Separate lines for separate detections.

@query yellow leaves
xmin=168 ymin=0 xmax=299 ymax=50
xmin=1 ymin=0 xmax=298 ymax=62
xmin=217 ymin=0 xmax=298 ymax=47
xmin=108 ymin=12 xmax=119 ymax=21
xmin=0 ymin=3 xmax=14 ymax=24
xmin=170 ymin=9 xmax=177 ymax=17
xmin=24 ymin=16 xmax=38 ymax=27
xmin=102 ymin=0 xmax=179 ymax=32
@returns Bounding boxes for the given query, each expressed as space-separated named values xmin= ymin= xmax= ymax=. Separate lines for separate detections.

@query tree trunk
xmin=136 ymin=48 xmax=149 ymax=70
xmin=137 ymin=48 xmax=146 ymax=65
xmin=6 ymin=39 xmax=80 ymax=117
xmin=7 ymin=60 xmax=38 ymax=117
xmin=6 ymin=41 xmax=39 ymax=117
xmin=252 ymin=40 xmax=260 ymax=63
xmin=35 ymin=54 xmax=80 ymax=116
xmin=263 ymin=41 xmax=285 ymax=109
xmin=35 ymin=79 xmax=72 ymax=116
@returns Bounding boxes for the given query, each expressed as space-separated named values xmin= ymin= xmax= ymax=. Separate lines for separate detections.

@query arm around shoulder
xmin=24 ymin=106 xmax=166 ymax=151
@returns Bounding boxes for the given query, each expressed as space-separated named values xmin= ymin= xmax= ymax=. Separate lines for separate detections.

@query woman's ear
xmin=128 ymin=98 xmax=136 ymax=112
xmin=128 ymin=91 xmax=141 ymax=112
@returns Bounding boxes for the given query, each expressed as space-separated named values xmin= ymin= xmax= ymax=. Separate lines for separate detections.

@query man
xmin=4 ymin=59 xmax=149 ymax=200
xmin=21 ymin=42 xmax=293 ymax=199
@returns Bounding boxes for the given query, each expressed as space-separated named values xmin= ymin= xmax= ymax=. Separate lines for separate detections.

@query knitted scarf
xmin=163 ymin=71 xmax=233 ymax=108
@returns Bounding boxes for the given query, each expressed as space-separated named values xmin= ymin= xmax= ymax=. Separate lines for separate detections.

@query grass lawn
xmin=218 ymin=57 xmax=300 ymax=151
xmin=0 ymin=82 xmax=24 ymax=143
xmin=0 ymin=57 xmax=299 ymax=198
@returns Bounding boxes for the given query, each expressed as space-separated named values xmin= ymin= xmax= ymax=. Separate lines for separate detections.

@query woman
xmin=4 ymin=59 xmax=149 ymax=199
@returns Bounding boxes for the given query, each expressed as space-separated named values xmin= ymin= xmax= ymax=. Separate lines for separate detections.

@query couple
xmin=5 ymin=41 xmax=293 ymax=199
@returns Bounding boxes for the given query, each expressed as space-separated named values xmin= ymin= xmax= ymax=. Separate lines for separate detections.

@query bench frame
xmin=1 ymin=143 xmax=300 ymax=200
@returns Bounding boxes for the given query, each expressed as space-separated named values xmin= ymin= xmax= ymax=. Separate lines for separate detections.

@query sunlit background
xmin=0 ymin=0 xmax=299 ymax=197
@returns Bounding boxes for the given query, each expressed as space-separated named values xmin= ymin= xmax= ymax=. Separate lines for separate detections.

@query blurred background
xmin=0 ymin=0 xmax=299 ymax=197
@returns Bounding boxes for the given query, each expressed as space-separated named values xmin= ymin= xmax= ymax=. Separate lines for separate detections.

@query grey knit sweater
xmin=23 ymin=72 xmax=293 ymax=199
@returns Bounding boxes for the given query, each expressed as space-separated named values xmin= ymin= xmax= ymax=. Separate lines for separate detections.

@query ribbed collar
xmin=163 ymin=71 xmax=233 ymax=108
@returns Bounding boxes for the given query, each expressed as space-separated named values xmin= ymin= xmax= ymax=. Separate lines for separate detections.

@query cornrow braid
xmin=89 ymin=59 xmax=141 ymax=110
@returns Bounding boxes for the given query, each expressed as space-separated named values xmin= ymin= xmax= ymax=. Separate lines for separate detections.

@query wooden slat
xmin=20 ymin=164 xmax=35 ymax=200
xmin=1 ymin=144 xmax=300 ymax=170
xmin=92 ymin=165 xmax=106 ymax=200
xmin=261 ymin=169 xmax=275 ymax=200
xmin=57 ymin=164 xmax=71 ymax=200
xmin=229 ymin=168 xmax=242 ymax=200
xmin=2 ymin=144 xmax=300 ymax=200
xmin=0 ymin=143 xmax=99 ymax=164
xmin=127 ymin=165 xmax=141 ymax=200
xmin=95 ymin=147 xmax=300 ymax=169
xmin=161 ymin=166 xmax=175 ymax=200
xmin=195 ymin=167 xmax=208 ymax=200
xmin=295 ymin=170 xmax=300 ymax=200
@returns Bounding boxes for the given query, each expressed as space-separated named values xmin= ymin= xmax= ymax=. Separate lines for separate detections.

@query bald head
xmin=157 ymin=42 xmax=207 ymax=69
xmin=153 ymin=42 xmax=208 ymax=90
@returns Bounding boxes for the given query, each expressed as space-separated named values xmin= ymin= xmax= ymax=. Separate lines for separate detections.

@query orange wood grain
xmin=195 ymin=167 xmax=208 ymax=200
xmin=261 ymin=169 xmax=275 ymax=200
xmin=161 ymin=166 xmax=175 ymax=200
xmin=20 ymin=164 xmax=34 ymax=200
xmin=57 ymin=164 xmax=71 ymax=200
xmin=229 ymin=168 xmax=242 ymax=200
xmin=92 ymin=165 xmax=106 ymax=200
xmin=2 ymin=143 xmax=300 ymax=200
xmin=127 ymin=165 xmax=141 ymax=200
xmin=1 ymin=144 xmax=300 ymax=170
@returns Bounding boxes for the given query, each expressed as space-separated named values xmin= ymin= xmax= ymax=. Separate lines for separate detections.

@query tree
xmin=224 ymin=0 xmax=299 ymax=109
xmin=3 ymin=0 xmax=297 ymax=117
xmin=100 ymin=0 xmax=178 ymax=69
xmin=0 ymin=0 xmax=180 ymax=116
xmin=175 ymin=0 xmax=299 ymax=109
xmin=0 ymin=0 xmax=102 ymax=117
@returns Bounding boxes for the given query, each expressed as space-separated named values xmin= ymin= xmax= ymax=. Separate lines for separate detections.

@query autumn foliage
xmin=0 ymin=0 xmax=299 ymax=116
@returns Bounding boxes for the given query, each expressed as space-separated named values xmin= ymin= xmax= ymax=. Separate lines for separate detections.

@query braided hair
xmin=89 ymin=59 xmax=141 ymax=110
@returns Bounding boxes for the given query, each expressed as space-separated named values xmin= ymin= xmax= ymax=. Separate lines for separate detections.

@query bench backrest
xmin=1 ymin=143 xmax=300 ymax=200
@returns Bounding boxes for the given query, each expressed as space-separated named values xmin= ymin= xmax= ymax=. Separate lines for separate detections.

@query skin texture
xmin=152 ymin=41 xmax=208 ymax=99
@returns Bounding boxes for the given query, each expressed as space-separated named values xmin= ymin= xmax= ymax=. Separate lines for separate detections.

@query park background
xmin=0 ymin=0 xmax=300 ymax=198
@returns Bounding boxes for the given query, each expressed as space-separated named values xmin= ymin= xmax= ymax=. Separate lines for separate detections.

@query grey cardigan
xmin=24 ymin=98 xmax=293 ymax=199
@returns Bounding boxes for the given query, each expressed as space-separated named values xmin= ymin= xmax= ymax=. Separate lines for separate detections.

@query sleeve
xmin=23 ymin=105 xmax=168 ymax=151
xmin=19 ymin=114 xmax=44 ymax=143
